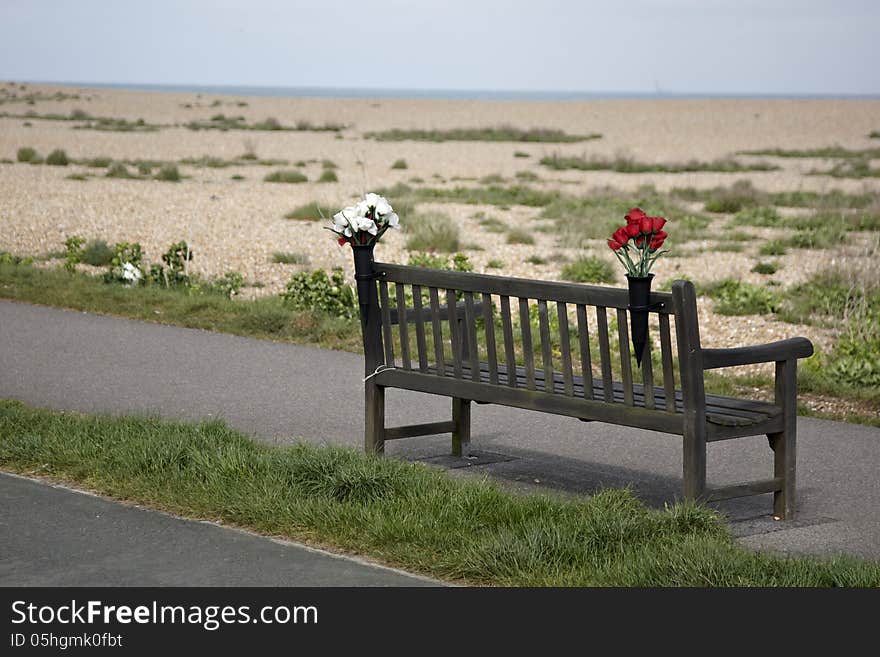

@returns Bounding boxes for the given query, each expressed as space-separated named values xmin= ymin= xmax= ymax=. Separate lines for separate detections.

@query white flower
xmin=353 ymin=216 xmax=378 ymax=235
xmin=384 ymin=212 xmax=400 ymax=229
xmin=333 ymin=206 xmax=361 ymax=236
xmin=364 ymin=192 xmax=393 ymax=217
xmin=121 ymin=262 xmax=142 ymax=284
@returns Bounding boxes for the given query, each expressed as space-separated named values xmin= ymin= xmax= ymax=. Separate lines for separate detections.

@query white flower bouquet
xmin=329 ymin=193 xmax=400 ymax=247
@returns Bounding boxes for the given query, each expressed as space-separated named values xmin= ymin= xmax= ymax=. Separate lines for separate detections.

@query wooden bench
xmin=355 ymin=257 xmax=814 ymax=519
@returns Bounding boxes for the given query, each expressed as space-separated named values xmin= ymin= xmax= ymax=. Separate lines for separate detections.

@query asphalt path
xmin=1 ymin=299 xmax=878 ymax=565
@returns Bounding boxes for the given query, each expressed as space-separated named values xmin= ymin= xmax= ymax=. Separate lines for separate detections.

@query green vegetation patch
xmin=365 ymin=126 xmax=600 ymax=143
xmin=540 ymin=154 xmax=778 ymax=174
xmin=561 ymin=256 xmax=615 ymax=284
xmin=703 ymin=279 xmax=780 ymax=315
xmin=404 ymin=211 xmax=461 ymax=252
xmin=264 ymin=170 xmax=308 ymax=184
xmin=2 ymin=400 xmax=878 ymax=586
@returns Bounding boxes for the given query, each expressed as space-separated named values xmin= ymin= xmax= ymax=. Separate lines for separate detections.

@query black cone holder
xmin=627 ymin=274 xmax=654 ymax=368
xmin=352 ymin=243 xmax=382 ymax=374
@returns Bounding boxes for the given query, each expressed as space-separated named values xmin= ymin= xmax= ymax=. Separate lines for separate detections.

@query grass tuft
xmin=404 ymin=212 xmax=460 ymax=252
xmin=561 ymin=256 xmax=615 ymax=283
xmin=264 ymin=170 xmax=308 ymax=184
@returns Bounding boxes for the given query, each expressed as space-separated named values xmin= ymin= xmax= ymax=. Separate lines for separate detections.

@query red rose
xmin=650 ymin=216 xmax=667 ymax=232
xmin=613 ymin=227 xmax=629 ymax=244
xmin=650 ymin=232 xmax=667 ymax=250
xmin=625 ymin=207 xmax=646 ymax=224
xmin=607 ymin=239 xmax=623 ymax=251
xmin=639 ymin=216 xmax=653 ymax=234
xmin=624 ymin=223 xmax=640 ymax=238
xmin=337 ymin=236 xmax=347 ymax=246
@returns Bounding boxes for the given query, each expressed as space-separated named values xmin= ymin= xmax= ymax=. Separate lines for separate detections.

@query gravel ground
xmin=2 ymin=83 xmax=879 ymax=357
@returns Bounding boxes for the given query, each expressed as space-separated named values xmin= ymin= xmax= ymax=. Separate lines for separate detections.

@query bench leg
xmin=768 ymin=429 xmax=796 ymax=519
xmin=452 ymin=398 xmax=471 ymax=457
xmin=365 ymin=383 xmax=385 ymax=456
xmin=682 ymin=427 xmax=706 ymax=502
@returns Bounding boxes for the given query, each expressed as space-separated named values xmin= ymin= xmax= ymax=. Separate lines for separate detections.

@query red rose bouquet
xmin=607 ymin=207 xmax=668 ymax=278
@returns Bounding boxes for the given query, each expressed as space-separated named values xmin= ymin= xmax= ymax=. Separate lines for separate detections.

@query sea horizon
xmin=15 ymin=80 xmax=880 ymax=102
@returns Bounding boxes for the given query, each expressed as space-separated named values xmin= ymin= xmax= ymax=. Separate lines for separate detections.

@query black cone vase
xmin=627 ymin=274 xmax=654 ymax=367
xmin=352 ymin=243 xmax=380 ymax=372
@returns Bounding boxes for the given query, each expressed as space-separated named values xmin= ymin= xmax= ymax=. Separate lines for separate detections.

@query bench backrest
xmin=364 ymin=262 xmax=704 ymax=416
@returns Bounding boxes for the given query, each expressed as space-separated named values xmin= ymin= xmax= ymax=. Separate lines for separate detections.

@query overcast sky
xmin=1 ymin=0 xmax=877 ymax=95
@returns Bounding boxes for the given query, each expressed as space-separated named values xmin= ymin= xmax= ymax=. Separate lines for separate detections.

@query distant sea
xmin=32 ymin=81 xmax=880 ymax=102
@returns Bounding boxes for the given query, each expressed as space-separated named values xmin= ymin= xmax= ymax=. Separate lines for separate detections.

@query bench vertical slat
xmin=617 ymin=308 xmax=634 ymax=406
xmin=557 ymin=302 xmax=574 ymax=396
xmin=500 ymin=295 xmax=517 ymax=387
xmin=447 ymin=288 xmax=463 ymax=378
xmin=641 ymin=317 xmax=656 ymax=410
xmin=596 ymin=306 xmax=614 ymax=402
xmin=412 ymin=285 xmax=428 ymax=372
xmin=659 ymin=313 xmax=675 ymax=412
xmin=537 ymin=299 xmax=554 ymax=393
xmin=396 ymin=283 xmax=411 ymax=369
xmin=429 ymin=287 xmax=445 ymax=376
xmin=576 ymin=304 xmax=594 ymax=399
xmin=518 ymin=298 xmax=536 ymax=391
xmin=482 ymin=293 xmax=499 ymax=385
xmin=379 ymin=280 xmax=394 ymax=366
xmin=463 ymin=292 xmax=480 ymax=382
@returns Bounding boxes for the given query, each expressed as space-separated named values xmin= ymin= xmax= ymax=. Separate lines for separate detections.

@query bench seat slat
xmin=374 ymin=361 xmax=782 ymax=429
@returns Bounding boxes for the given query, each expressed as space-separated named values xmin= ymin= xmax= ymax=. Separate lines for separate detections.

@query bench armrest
xmin=702 ymin=337 xmax=814 ymax=370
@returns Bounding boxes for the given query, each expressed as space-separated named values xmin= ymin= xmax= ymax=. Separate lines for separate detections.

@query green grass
xmin=780 ymin=269 xmax=880 ymax=398
xmin=318 ymin=169 xmax=338 ymax=183
xmin=264 ymin=170 xmax=308 ymax=184
xmin=812 ymin=160 xmax=880 ymax=179
xmin=391 ymin=158 xmax=408 ymax=170
xmin=365 ymin=126 xmax=600 ymax=143
xmin=154 ymin=164 xmax=181 ymax=182
xmin=751 ymin=261 xmax=778 ymax=275
xmin=739 ymin=146 xmax=880 ymax=159
xmin=106 ymin=162 xmax=134 ymax=179
xmin=870 ymin=131 xmax=880 ymax=139
xmin=2 ymin=400 xmax=878 ymax=586
xmin=715 ymin=243 xmax=744 ymax=252
xmin=271 ymin=252 xmax=310 ymax=265
xmin=80 ymin=240 xmax=115 ymax=267
xmin=404 ymin=212 xmax=460 ymax=252
xmin=186 ymin=115 xmax=345 ymax=132
xmin=486 ymin=259 xmax=505 ymax=269
xmin=786 ymin=225 xmax=848 ymax=250
xmin=525 ymin=255 xmax=547 ymax=265
xmin=46 ymin=148 xmax=70 ymax=167
xmin=0 ymin=262 xmax=361 ymax=351
xmin=560 ymin=256 xmax=615 ymax=284
xmin=515 ymin=170 xmax=540 ymax=182
xmin=703 ymin=279 xmax=780 ymax=315
xmin=83 ymin=156 xmax=113 ymax=168
xmin=16 ymin=146 xmax=39 ymax=163
xmin=477 ymin=215 xmax=508 ymax=233
xmin=284 ymin=202 xmax=334 ymax=221
xmin=376 ymin=182 xmax=557 ymax=209
xmin=540 ymin=154 xmax=778 ymax=174
xmin=514 ymin=151 xmax=530 ymax=158
xmin=733 ymin=206 xmax=782 ymax=227
xmin=759 ymin=241 xmax=787 ymax=256
xmin=673 ymin=180 xmax=878 ymax=212
xmin=506 ymin=228 xmax=535 ymax=245
xmin=539 ymin=189 xmax=709 ymax=246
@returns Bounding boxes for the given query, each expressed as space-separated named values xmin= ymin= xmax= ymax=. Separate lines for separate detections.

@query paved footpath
xmin=1 ymin=299 xmax=879 ymax=569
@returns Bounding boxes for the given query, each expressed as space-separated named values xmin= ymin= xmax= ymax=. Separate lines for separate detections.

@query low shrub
xmin=704 ymin=279 xmax=780 ymax=315
xmin=46 ymin=149 xmax=69 ymax=166
xmin=561 ymin=256 xmax=615 ymax=284
xmin=282 ymin=268 xmax=356 ymax=318
xmin=264 ymin=170 xmax=308 ymax=183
